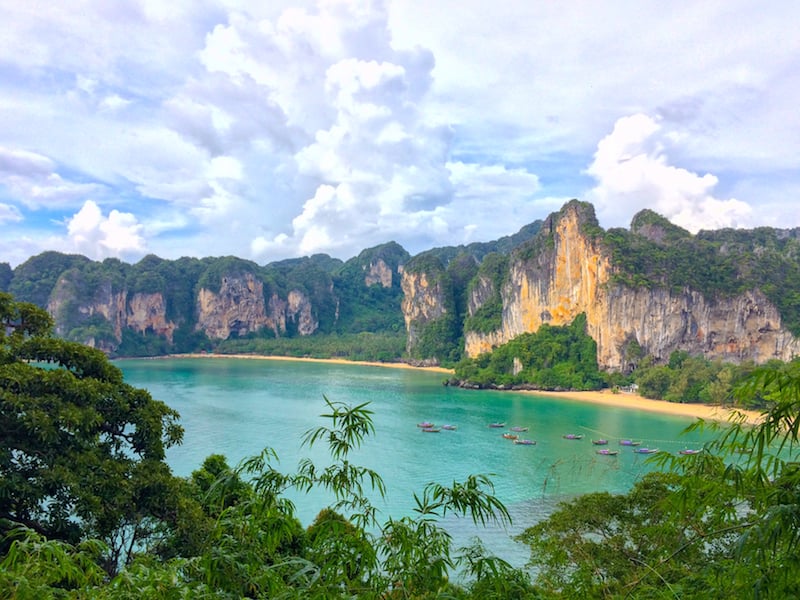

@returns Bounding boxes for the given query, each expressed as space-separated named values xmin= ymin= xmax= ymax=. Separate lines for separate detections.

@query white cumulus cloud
xmin=66 ymin=200 xmax=146 ymax=260
xmin=586 ymin=114 xmax=753 ymax=232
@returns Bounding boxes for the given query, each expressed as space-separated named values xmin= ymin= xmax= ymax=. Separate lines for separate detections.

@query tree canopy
xmin=0 ymin=292 xmax=184 ymax=572
xmin=517 ymin=358 xmax=800 ymax=598
xmin=454 ymin=313 xmax=605 ymax=390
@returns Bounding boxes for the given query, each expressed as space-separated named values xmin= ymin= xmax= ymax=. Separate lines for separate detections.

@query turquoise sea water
xmin=118 ymin=357 xmax=713 ymax=565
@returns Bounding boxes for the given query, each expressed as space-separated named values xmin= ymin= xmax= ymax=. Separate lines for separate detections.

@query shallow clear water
xmin=118 ymin=357 xmax=712 ymax=566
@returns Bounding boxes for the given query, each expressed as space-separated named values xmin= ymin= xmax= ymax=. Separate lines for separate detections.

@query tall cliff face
xmin=47 ymin=272 xmax=127 ymax=351
xmin=500 ymin=205 xmax=612 ymax=337
xmin=401 ymin=270 xmax=449 ymax=355
xmin=286 ymin=289 xmax=318 ymax=335
xmin=461 ymin=201 xmax=800 ymax=370
xmin=364 ymin=258 xmax=393 ymax=288
xmin=195 ymin=274 xmax=318 ymax=340
xmin=196 ymin=274 xmax=271 ymax=339
xmin=42 ymin=268 xmax=320 ymax=353
xmin=592 ymin=286 xmax=799 ymax=369
xmin=47 ymin=273 xmax=178 ymax=352
xmin=127 ymin=292 xmax=177 ymax=343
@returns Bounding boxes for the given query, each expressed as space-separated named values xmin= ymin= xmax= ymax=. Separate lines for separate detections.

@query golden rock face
xmin=127 ymin=292 xmax=176 ymax=342
xmin=196 ymin=274 xmax=317 ymax=340
xmin=401 ymin=271 xmax=449 ymax=354
xmin=460 ymin=204 xmax=800 ymax=371
xmin=364 ymin=258 xmax=393 ymax=288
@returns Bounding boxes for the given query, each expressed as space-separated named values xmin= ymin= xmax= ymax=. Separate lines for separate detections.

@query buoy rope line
xmin=578 ymin=425 xmax=703 ymax=447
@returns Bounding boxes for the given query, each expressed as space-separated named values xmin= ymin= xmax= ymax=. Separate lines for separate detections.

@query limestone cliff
xmin=196 ymin=274 xmax=272 ymax=339
xmin=127 ymin=292 xmax=176 ymax=343
xmin=43 ymin=269 xmax=319 ymax=352
xmin=462 ymin=201 xmax=800 ymax=370
xmin=47 ymin=281 xmax=178 ymax=352
xmin=364 ymin=258 xmax=394 ymax=288
xmin=195 ymin=274 xmax=318 ymax=340
xmin=286 ymin=289 xmax=318 ymax=335
xmin=401 ymin=269 xmax=449 ymax=356
xmin=47 ymin=272 xmax=127 ymax=352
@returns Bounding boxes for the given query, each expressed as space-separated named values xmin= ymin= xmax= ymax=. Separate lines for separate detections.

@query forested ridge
xmin=603 ymin=210 xmax=800 ymax=335
xmin=2 ymin=203 xmax=800 ymax=379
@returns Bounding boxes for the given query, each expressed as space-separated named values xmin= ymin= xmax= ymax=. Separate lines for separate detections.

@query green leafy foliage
xmin=195 ymin=255 xmax=261 ymax=294
xmin=455 ymin=313 xmax=604 ymax=390
xmin=518 ymin=359 xmax=800 ymax=598
xmin=0 ymin=356 xmax=539 ymax=598
xmin=330 ymin=242 xmax=409 ymax=335
xmin=0 ymin=262 xmax=12 ymax=292
xmin=633 ymin=350 xmax=760 ymax=406
xmin=464 ymin=252 xmax=508 ymax=334
xmin=405 ymin=253 xmax=476 ymax=366
xmin=605 ymin=213 xmax=800 ymax=335
xmin=127 ymin=255 xmax=207 ymax=326
xmin=0 ymin=293 xmax=184 ymax=573
xmin=7 ymin=346 xmax=800 ymax=598
xmin=217 ymin=330 xmax=406 ymax=362
xmin=262 ymin=254 xmax=342 ymax=335
xmin=9 ymin=251 xmax=91 ymax=306
xmin=417 ymin=220 xmax=542 ymax=267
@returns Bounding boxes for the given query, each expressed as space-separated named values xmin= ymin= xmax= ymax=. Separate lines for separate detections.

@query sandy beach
xmin=169 ymin=353 xmax=454 ymax=374
xmin=524 ymin=388 xmax=763 ymax=425
xmin=167 ymin=353 xmax=763 ymax=425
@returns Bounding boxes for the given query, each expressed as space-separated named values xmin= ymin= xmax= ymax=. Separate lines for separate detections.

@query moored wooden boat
xmin=562 ymin=434 xmax=583 ymax=440
xmin=514 ymin=439 xmax=536 ymax=445
xmin=633 ymin=447 xmax=659 ymax=454
xmin=502 ymin=433 xmax=519 ymax=440
xmin=488 ymin=422 xmax=506 ymax=428
xmin=441 ymin=424 xmax=457 ymax=430
xmin=510 ymin=426 xmax=529 ymax=432
xmin=592 ymin=439 xmax=609 ymax=445
xmin=421 ymin=427 xmax=441 ymax=433
xmin=596 ymin=448 xmax=619 ymax=456
xmin=417 ymin=421 xmax=435 ymax=428
xmin=678 ymin=448 xmax=701 ymax=455
xmin=619 ymin=439 xmax=642 ymax=446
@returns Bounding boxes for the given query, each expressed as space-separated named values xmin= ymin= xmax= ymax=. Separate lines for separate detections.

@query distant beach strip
xmin=165 ymin=353 xmax=763 ymax=425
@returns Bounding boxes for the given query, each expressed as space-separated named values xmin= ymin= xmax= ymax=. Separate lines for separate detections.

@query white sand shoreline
xmin=156 ymin=353 xmax=763 ymax=425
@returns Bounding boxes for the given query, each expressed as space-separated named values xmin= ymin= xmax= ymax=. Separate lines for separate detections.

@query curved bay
xmin=118 ymin=357 xmax=712 ymax=563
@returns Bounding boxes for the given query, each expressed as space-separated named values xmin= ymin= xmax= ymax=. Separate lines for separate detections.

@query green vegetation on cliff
xmin=454 ymin=313 xmax=604 ymax=390
xmin=9 ymin=251 xmax=91 ymax=306
xmin=0 ymin=262 xmax=11 ymax=292
xmin=404 ymin=252 xmax=478 ymax=366
xmin=516 ymin=359 xmax=800 ymax=597
xmin=330 ymin=241 xmax=409 ymax=335
xmin=604 ymin=210 xmax=800 ymax=334
xmin=464 ymin=252 xmax=508 ymax=334
xmin=5 ymin=201 xmax=800 ymax=367
xmin=1 ymin=311 xmax=535 ymax=596
xmin=418 ymin=220 xmax=541 ymax=266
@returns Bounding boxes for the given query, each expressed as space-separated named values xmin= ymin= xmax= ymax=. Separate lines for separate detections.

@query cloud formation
xmin=66 ymin=201 xmax=145 ymax=261
xmin=0 ymin=147 xmax=104 ymax=209
xmin=586 ymin=114 xmax=754 ymax=232
xmin=0 ymin=1 xmax=798 ymax=267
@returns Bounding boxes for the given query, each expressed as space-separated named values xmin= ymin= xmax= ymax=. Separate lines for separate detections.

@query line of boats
xmin=417 ymin=421 xmax=703 ymax=455
xmin=416 ymin=421 xmax=457 ymax=433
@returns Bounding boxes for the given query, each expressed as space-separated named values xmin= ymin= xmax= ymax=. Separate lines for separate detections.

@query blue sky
xmin=1 ymin=1 xmax=798 ymax=267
